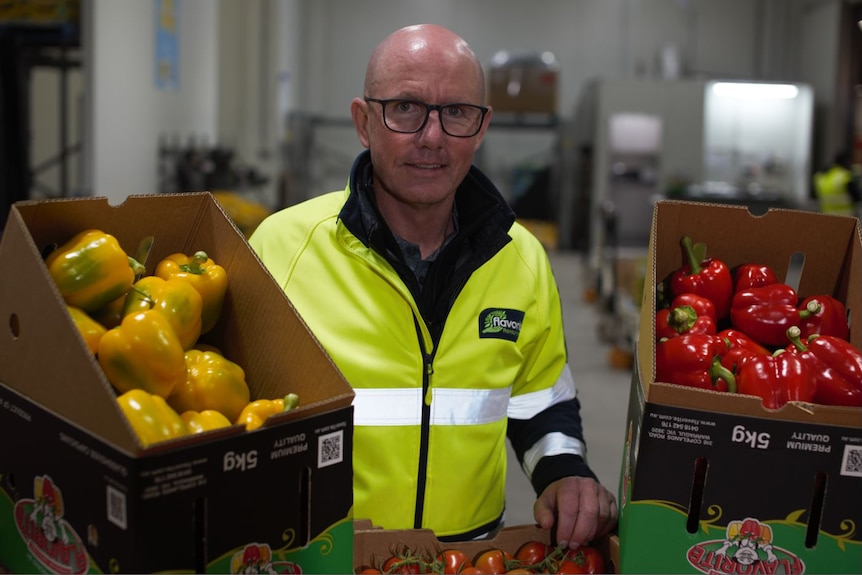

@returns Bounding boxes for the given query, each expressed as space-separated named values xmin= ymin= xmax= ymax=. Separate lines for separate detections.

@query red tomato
xmin=356 ymin=568 xmax=382 ymax=575
xmin=382 ymin=555 xmax=423 ymax=574
xmin=437 ymin=549 xmax=473 ymax=574
xmin=514 ymin=540 xmax=551 ymax=566
xmin=556 ymin=559 xmax=587 ymax=574
xmin=460 ymin=569 xmax=485 ymax=575
xmin=473 ymin=549 xmax=513 ymax=575
xmin=563 ymin=546 xmax=606 ymax=574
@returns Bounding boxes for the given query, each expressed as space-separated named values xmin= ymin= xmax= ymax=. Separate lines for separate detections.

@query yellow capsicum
xmin=66 ymin=305 xmax=107 ymax=354
xmin=168 ymin=349 xmax=251 ymax=423
xmin=181 ymin=409 xmax=233 ymax=434
xmin=45 ymin=229 xmax=144 ymax=312
xmin=98 ymin=310 xmax=187 ymax=398
xmin=155 ymin=251 xmax=227 ymax=334
xmin=116 ymin=388 xmax=188 ymax=447
xmin=123 ymin=276 xmax=203 ymax=350
xmin=236 ymin=393 xmax=299 ymax=431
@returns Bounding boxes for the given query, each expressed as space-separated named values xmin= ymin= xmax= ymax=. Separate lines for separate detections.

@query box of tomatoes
xmin=353 ymin=520 xmax=619 ymax=573
xmin=617 ymin=200 xmax=862 ymax=573
xmin=0 ymin=193 xmax=355 ymax=573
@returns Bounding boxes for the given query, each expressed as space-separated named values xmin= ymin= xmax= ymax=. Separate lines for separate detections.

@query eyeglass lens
xmin=382 ymin=100 xmax=484 ymax=136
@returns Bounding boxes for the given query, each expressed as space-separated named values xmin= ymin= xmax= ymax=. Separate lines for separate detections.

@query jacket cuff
xmin=530 ymin=454 xmax=598 ymax=496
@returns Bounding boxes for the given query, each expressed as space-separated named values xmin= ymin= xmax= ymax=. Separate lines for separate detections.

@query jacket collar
xmin=339 ymin=150 xmax=516 ymax=254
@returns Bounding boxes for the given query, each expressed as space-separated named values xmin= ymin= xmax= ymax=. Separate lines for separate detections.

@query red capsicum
xmin=797 ymin=294 xmax=850 ymax=341
xmin=733 ymin=263 xmax=778 ymax=293
xmin=717 ymin=328 xmax=772 ymax=356
xmin=655 ymin=333 xmax=735 ymax=392
xmin=785 ymin=326 xmax=862 ymax=407
xmin=669 ymin=236 xmax=734 ymax=320
xmin=730 ymin=283 xmax=818 ymax=348
xmin=655 ymin=293 xmax=717 ymax=339
xmin=732 ymin=347 xmax=815 ymax=409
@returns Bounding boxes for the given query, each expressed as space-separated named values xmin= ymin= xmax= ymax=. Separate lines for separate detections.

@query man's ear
xmin=351 ymin=98 xmax=371 ymax=149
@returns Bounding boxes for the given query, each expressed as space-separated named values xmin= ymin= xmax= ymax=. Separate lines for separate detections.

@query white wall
xmin=86 ymin=0 xmax=218 ymax=203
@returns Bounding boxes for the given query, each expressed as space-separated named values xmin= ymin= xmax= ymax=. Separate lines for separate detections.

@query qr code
xmin=318 ymin=430 xmax=343 ymax=468
xmin=841 ymin=445 xmax=862 ymax=478
xmin=106 ymin=484 xmax=127 ymax=529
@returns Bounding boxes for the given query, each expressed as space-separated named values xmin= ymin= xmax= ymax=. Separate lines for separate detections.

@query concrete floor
xmin=503 ymin=250 xmax=638 ymax=527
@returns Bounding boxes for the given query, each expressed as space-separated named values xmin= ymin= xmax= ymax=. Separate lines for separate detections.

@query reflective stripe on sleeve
xmin=521 ymin=432 xmax=588 ymax=480
xmin=507 ymin=364 xmax=577 ymax=420
xmin=353 ymin=386 xmax=512 ymax=426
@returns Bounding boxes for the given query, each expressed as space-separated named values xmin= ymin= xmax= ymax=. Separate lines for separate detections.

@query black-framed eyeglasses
xmin=365 ymin=97 xmax=488 ymax=138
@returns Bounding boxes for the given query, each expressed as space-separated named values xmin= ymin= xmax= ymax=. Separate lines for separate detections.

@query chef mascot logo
xmin=14 ymin=475 xmax=87 ymax=574
xmin=687 ymin=517 xmax=805 ymax=574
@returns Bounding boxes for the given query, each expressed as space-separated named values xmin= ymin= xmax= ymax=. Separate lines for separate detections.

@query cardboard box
xmin=617 ymin=200 xmax=862 ymax=573
xmin=353 ymin=520 xmax=620 ymax=573
xmin=0 ymin=193 xmax=355 ymax=573
xmin=488 ymin=51 xmax=558 ymax=115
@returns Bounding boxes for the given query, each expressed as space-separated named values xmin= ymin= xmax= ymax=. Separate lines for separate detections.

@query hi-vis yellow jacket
xmin=814 ymin=164 xmax=854 ymax=215
xmin=250 ymin=151 xmax=595 ymax=539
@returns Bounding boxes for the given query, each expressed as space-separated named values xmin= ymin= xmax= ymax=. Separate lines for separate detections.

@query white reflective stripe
xmin=430 ymin=387 xmax=510 ymax=425
xmin=353 ymin=388 xmax=423 ymax=426
xmin=507 ymin=364 xmax=577 ymax=420
xmin=353 ymin=386 xmax=511 ymax=426
xmin=521 ymin=432 xmax=588 ymax=480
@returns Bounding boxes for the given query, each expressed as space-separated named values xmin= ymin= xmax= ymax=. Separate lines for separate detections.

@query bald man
xmin=250 ymin=24 xmax=617 ymax=547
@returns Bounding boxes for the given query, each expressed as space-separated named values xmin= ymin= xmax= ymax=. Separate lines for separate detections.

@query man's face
xmin=352 ymin=46 xmax=490 ymax=209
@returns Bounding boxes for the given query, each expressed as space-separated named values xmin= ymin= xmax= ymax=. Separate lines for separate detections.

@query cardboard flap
xmin=0 ymin=203 xmax=138 ymax=452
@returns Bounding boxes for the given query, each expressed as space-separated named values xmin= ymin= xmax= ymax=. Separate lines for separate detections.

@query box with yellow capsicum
xmin=617 ymin=200 xmax=862 ymax=574
xmin=0 ymin=193 xmax=355 ymax=573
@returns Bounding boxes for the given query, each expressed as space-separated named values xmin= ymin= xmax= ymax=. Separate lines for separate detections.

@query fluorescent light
xmin=712 ymin=82 xmax=799 ymax=99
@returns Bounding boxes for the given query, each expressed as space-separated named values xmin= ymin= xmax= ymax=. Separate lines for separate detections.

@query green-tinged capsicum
xmin=168 ymin=349 xmax=251 ymax=423
xmin=180 ymin=409 xmax=233 ymax=434
xmin=236 ymin=393 xmax=300 ymax=431
xmin=45 ymin=229 xmax=144 ymax=312
xmin=116 ymin=388 xmax=188 ymax=447
xmin=98 ymin=309 xmax=188 ymax=398
xmin=155 ymin=251 xmax=227 ymax=334
xmin=66 ymin=305 xmax=107 ymax=354
xmin=123 ymin=276 xmax=203 ymax=350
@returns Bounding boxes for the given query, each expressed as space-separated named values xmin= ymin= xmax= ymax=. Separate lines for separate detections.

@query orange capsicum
xmin=155 ymin=251 xmax=227 ymax=334
xmin=98 ymin=310 xmax=188 ymax=398
xmin=168 ymin=349 xmax=251 ymax=423
xmin=236 ymin=393 xmax=299 ymax=431
xmin=45 ymin=229 xmax=144 ymax=312
xmin=116 ymin=388 xmax=188 ymax=447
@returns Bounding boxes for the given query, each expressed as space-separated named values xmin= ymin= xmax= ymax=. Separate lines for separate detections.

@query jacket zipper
xmin=412 ymin=314 xmax=435 ymax=529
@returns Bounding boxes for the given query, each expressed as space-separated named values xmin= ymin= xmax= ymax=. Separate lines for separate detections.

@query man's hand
xmin=533 ymin=476 xmax=618 ymax=549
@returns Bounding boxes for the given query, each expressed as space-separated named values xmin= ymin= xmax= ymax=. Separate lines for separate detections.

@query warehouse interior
xmin=1 ymin=0 xmax=861 ymax=566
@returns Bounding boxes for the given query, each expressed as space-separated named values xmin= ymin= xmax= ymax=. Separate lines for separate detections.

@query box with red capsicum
xmin=0 ymin=193 xmax=356 ymax=573
xmin=617 ymin=200 xmax=862 ymax=574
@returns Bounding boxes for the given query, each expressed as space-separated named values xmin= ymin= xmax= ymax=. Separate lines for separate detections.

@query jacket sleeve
xmin=505 ymin=231 xmax=599 ymax=495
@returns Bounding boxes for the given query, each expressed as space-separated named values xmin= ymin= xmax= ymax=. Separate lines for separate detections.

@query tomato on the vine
xmin=382 ymin=555 xmax=423 ymax=574
xmin=514 ymin=540 xmax=551 ymax=566
xmin=556 ymin=559 xmax=588 ymax=574
xmin=563 ymin=546 xmax=605 ymax=574
xmin=437 ymin=549 xmax=473 ymax=574
xmin=473 ymin=549 xmax=513 ymax=575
